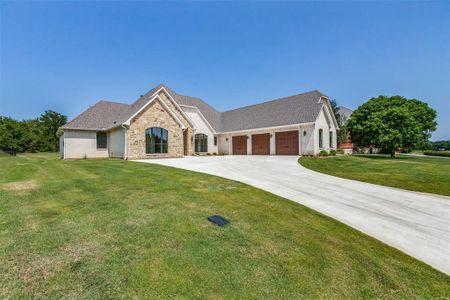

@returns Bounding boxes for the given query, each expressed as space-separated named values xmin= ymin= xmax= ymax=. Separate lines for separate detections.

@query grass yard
xmin=299 ymin=154 xmax=450 ymax=197
xmin=1 ymin=154 xmax=449 ymax=298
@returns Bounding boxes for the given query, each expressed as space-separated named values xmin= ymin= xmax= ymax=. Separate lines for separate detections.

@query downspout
xmin=121 ymin=124 xmax=128 ymax=160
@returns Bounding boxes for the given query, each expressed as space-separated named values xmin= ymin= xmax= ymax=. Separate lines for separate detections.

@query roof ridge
xmin=222 ymin=90 xmax=322 ymax=113
xmin=98 ymin=100 xmax=130 ymax=106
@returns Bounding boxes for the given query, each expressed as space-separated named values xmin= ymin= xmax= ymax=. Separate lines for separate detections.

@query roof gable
xmin=120 ymin=85 xmax=195 ymax=128
xmin=125 ymin=94 xmax=186 ymax=129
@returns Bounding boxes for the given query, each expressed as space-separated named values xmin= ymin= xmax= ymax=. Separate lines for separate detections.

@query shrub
xmin=319 ymin=150 xmax=329 ymax=157
xmin=336 ymin=148 xmax=344 ymax=154
xmin=329 ymin=150 xmax=337 ymax=156
xmin=423 ymin=151 xmax=450 ymax=157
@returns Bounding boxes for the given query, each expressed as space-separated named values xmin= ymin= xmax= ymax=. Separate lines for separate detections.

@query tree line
xmin=0 ymin=111 xmax=67 ymax=155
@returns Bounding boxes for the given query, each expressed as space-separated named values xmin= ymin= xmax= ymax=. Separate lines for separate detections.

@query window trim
xmin=146 ymin=127 xmax=168 ymax=154
xmin=195 ymin=133 xmax=208 ymax=153
xmin=96 ymin=131 xmax=107 ymax=150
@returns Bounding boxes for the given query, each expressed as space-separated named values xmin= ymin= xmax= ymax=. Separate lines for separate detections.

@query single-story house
xmin=59 ymin=84 xmax=339 ymax=159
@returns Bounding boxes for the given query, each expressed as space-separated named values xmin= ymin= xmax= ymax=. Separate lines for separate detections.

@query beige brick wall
xmin=126 ymin=94 xmax=194 ymax=159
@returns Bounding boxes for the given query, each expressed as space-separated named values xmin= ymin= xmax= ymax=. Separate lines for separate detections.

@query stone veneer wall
xmin=158 ymin=91 xmax=195 ymax=156
xmin=126 ymin=92 xmax=194 ymax=159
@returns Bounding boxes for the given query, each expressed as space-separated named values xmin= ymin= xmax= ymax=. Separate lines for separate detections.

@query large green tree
xmin=347 ymin=96 xmax=437 ymax=158
xmin=39 ymin=110 xmax=67 ymax=151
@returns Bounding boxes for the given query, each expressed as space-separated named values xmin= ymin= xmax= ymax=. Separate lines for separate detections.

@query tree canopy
xmin=347 ymin=96 xmax=437 ymax=157
xmin=0 ymin=111 xmax=67 ymax=155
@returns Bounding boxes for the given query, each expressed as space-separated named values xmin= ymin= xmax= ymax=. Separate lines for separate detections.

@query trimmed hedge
xmin=319 ymin=150 xmax=329 ymax=157
xmin=423 ymin=151 xmax=450 ymax=157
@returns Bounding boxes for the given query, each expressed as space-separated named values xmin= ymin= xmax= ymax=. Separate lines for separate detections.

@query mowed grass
xmin=0 ymin=154 xmax=449 ymax=298
xmin=299 ymin=154 xmax=450 ymax=197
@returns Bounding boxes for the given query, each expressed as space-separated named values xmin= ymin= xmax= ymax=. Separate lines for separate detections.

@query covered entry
xmin=275 ymin=130 xmax=299 ymax=155
xmin=251 ymin=133 xmax=270 ymax=155
xmin=232 ymin=135 xmax=247 ymax=155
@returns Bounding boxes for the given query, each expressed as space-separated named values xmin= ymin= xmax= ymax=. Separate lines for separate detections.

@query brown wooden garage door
xmin=252 ymin=133 xmax=270 ymax=155
xmin=275 ymin=130 xmax=299 ymax=155
xmin=232 ymin=135 xmax=247 ymax=155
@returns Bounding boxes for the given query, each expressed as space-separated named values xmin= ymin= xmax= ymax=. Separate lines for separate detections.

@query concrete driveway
xmin=135 ymin=155 xmax=450 ymax=275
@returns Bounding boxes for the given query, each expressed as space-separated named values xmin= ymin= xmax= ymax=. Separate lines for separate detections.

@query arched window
xmin=195 ymin=134 xmax=208 ymax=153
xmin=319 ymin=129 xmax=323 ymax=149
xmin=146 ymin=127 xmax=168 ymax=154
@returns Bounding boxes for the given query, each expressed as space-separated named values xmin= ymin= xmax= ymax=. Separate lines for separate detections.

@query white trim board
xmin=124 ymin=95 xmax=186 ymax=129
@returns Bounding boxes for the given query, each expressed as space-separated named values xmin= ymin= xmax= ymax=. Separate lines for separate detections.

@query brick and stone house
xmin=59 ymin=84 xmax=339 ymax=159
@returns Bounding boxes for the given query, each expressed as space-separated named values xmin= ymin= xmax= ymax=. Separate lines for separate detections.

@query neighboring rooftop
xmin=62 ymin=84 xmax=330 ymax=132
xmin=337 ymin=106 xmax=353 ymax=124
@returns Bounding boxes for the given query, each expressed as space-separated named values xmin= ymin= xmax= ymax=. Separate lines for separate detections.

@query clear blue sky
xmin=1 ymin=1 xmax=449 ymax=140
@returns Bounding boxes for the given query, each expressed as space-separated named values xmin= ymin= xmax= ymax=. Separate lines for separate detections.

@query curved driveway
xmin=135 ymin=156 xmax=450 ymax=275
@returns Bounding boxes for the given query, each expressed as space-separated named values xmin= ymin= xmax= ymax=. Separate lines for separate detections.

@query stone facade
xmin=126 ymin=92 xmax=194 ymax=159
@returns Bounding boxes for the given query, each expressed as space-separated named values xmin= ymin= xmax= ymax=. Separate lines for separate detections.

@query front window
xmin=319 ymin=129 xmax=323 ymax=149
xmin=146 ymin=127 xmax=168 ymax=154
xmin=96 ymin=132 xmax=107 ymax=149
xmin=195 ymin=134 xmax=208 ymax=152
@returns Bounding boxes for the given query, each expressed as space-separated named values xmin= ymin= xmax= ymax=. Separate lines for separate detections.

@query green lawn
xmin=299 ymin=154 xmax=450 ymax=196
xmin=1 ymin=154 xmax=449 ymax=298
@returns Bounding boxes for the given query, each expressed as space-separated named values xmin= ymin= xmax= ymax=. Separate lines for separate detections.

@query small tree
xmin=329 ymin=99 xmax=342 ymax=127
xmin=347 ymin=96 xmax=436 ymax=158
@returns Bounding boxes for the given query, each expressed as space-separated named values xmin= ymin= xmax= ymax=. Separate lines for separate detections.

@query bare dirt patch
xmin=2 ymin=180 xmax=38 ymax=191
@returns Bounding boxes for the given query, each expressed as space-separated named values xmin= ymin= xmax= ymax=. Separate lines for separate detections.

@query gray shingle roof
xmin=165 ymin=87 xmax=221 ymax=131
xmin=62 ymin=84 xmax=328 ymax=132
xmin=61 ymin=100 xmax=130 ymax=130
xmin=218 ymin=91 xmax=325 ymax=132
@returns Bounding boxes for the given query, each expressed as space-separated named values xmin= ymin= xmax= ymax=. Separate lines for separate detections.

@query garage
xmin=251 ymin=133 xmax=270 ymax=155
xmin=232 ymin=135 xmax=247 ymax=155
xmin=275 ymin=130 xmax=299 ymax=155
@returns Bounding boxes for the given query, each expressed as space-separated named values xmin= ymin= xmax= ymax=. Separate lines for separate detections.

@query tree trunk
xmin=390 ymin=147 xmax=395 ymax=158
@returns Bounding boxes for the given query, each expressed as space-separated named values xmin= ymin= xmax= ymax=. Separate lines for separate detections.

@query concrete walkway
xmin=134 ymin=156 xmax=450 ymax=275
